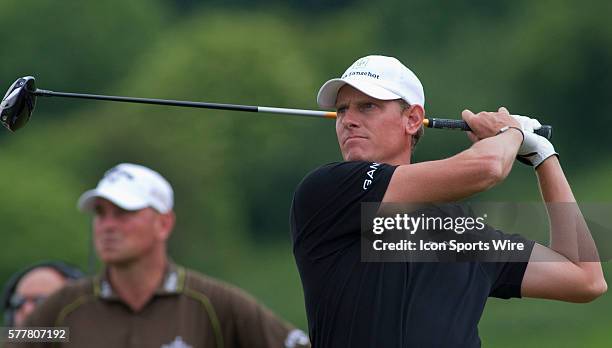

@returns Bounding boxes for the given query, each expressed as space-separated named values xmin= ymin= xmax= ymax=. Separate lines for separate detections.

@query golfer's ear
xmin=157 ymin=211 xmax=176 ymax=240
xmin=403 ymin=104 xmax=424 ymax=136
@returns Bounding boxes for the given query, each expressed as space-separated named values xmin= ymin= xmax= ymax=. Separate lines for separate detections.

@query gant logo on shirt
xmin=363 ymin=162 xmax=381 ymax=190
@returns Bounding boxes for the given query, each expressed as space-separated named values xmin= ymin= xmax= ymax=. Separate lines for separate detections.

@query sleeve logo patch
xmin=363 ymin=162 xmax=381 ymax=190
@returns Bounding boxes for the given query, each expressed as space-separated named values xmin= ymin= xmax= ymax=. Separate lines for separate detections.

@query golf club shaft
xmin=34 ymin=89 xmax=336 ymax=118
xmin=33 ymin=89 xmax=552 ymax=139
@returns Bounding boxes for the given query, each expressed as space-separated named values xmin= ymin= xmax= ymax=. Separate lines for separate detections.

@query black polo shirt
xmin=290 ymin=161 xmax=535 ymax=347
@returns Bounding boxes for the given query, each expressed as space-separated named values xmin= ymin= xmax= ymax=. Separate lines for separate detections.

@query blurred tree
xmin=364 ymin=0 xmax=612 ymax=169
xmin=0 ymin=0 xmax=168 ymax=121
xmin=168 ymin=0 xmax=359 ymax=13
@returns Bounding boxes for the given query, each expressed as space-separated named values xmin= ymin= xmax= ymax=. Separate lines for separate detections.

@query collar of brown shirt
xmin=92 ymin=262 xmax=186 ymax=302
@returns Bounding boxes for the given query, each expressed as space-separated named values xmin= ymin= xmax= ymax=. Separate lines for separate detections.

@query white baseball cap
xmin=77 ymin=163 xmax=174 ymax=214
xmin=317 ymin=55 xmax=425 ymax=109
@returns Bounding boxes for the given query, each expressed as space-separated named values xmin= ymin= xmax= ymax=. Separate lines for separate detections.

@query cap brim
xmin=77 ymin=187 xmax=149 ymax=213
xmin=317 ymin=78 xmax=402 ymax=109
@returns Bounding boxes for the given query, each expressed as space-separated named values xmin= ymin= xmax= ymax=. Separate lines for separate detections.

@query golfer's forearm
xmin=536 ymin=157 xmax=604 ymax=276
xmin=467 ymin=129 xmax=522 ymax=182
xmin=384 ymin=127 xmax=521 ymax=203
xmin=536 ymin=156 xmax=574 ymax=202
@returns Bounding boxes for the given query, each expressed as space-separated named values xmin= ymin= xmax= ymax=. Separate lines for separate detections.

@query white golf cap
xmin=77 ymin=163 xmax=174 ymax=214
xmin=317 ymin=55 xmax=425 ymax=109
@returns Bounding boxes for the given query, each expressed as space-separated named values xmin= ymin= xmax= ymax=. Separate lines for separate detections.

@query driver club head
xmin=1 ymin=76 xmax=37 ymax=132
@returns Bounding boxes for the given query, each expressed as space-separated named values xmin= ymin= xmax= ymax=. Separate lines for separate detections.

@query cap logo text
xmin=342 ymin=71 xmax=380 ymax=79
xmin=103 ymin=168 xmax=134 ymax=183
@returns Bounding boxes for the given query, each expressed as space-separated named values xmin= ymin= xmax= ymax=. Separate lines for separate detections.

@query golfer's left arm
xmin=521 ymin=155 xmax=607 ymax=302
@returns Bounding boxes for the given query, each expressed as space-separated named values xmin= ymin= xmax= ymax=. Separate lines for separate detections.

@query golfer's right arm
xmin=383 ymin=107 xmax=522 ymax=203
xmin=521 ymin=156 xmax=607 ymax=302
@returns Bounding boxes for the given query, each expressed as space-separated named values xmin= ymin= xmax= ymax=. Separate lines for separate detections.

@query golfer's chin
xmin=341 ymin=146 xmax=374 ymax=162
xmin=97 ymin=248 xmax=132 ymax=266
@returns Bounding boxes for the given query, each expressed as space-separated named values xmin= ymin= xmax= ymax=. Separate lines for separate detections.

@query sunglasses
xmin=8 ymin=294 xmax=48 ymax=310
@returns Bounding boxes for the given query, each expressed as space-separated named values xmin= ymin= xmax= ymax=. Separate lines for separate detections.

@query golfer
xmin=15 ymin=163 xmax=309 ymax=348
xmin=290 ymin=55 xmax=606 ymax=347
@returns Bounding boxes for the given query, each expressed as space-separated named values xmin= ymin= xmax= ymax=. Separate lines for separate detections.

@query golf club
xmin=1 ymin=77 xmax=36 ymax=132
xmin=1 ymin=76 xmax=552 ymax=139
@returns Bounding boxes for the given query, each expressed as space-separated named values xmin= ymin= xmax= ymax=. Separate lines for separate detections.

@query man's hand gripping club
xmin=512 ymin=115 xmax=559 ymax=168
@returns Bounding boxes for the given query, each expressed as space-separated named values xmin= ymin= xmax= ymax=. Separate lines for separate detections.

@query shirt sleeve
xmin=426 ymin=203 xmax=536 ymax=299
xmin=290 ymin=161 xmax=397 ymax=259
xmin=221 ymin=284 xmax=310 ymax=348
xmin=479 ymin=229 xmax=536 ymax=299
xmin=410 ymin=203 xmax=536 ymax=299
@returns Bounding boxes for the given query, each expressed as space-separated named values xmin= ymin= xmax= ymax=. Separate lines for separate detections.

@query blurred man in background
xmin=291 ymin=55 xmax=607 ymax=347
xmin=1 ymin=261 xmax=83 ymax=327
xmin=16 ymin=163 xmax=309 ymax=348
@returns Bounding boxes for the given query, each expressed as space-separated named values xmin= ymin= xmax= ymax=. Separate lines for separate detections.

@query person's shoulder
xmin=183 ymin=268 xmax=227 ymax=293
xmin=25 ymin=277 xmax=96 ymax=326
xmin=297 ymin=161 xmax=380 ymax=190
xmin=294 ymin=161 xmax=397 ymax=204
xmin=300 ymin=161 xmax=343 ymax=182
xmin=302 ymin=161 xmax=369 ymax=179
xmin=181 ymin=268 xmax=268 ymax=317
xmin=46 ymin=277 xmax=95 ymax=306
xmin=182 ymin=268 xmax=256 ymax=303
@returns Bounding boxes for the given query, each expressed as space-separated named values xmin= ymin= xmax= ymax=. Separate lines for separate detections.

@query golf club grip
xmin=427 ymin=118 xmax=552 ymax=140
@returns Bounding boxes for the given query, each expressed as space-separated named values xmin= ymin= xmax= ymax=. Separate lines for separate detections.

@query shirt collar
xmin=93 ymin=262 xmax=186 ymax=301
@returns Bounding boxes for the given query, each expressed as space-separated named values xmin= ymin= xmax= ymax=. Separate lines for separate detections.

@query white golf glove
xmin=512 ymin=114 xmax=542 ymax=134
xmin=512 ymin=115 xmax=558 ymax=168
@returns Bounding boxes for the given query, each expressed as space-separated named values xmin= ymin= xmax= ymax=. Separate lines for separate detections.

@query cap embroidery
xmin=352 ymin=57 xmax=369 ymax=68
xmin=103 ymin=167 xmax=134 ymax=183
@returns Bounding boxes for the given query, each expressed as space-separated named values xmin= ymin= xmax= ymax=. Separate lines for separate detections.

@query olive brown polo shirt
xmin=12 ymin=263 xmax=309 ymax=348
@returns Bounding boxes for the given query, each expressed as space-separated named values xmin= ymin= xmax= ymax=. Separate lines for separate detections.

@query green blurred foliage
xmin=167 ymin=0 xmax=358 ymax=13
xmin=1 ymin=0 xmax=610 ymax=345
xmin=0 ymin=0 xmax=167 ymax=117
xmin=369 ymin=0 xmax=612 ymax=171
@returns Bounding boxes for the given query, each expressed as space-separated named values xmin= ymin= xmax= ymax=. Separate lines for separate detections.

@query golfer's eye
xmin=93 ymin=205 xmax=104 ymax=216
xmin=93 ymin=205 xmax=129 ymax=219
xmin=336 ymin=106 xmax=347 ymax=115
xmin=115 ymin=208 xmax=133 ymax=216
xmin=360 ymin=103 xmax=376 ymax=112
xmin=113 ymin=207 xmax=131 ymax=218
